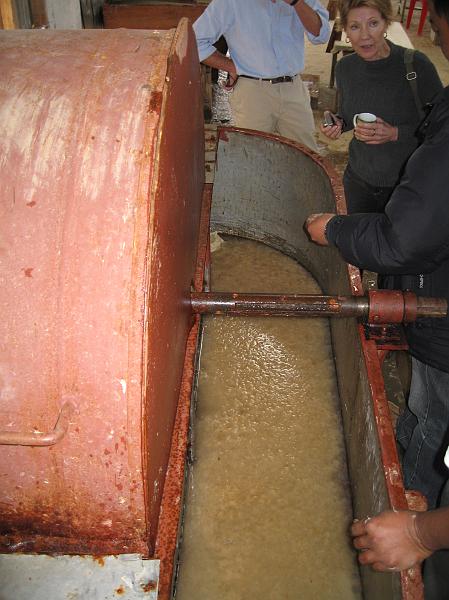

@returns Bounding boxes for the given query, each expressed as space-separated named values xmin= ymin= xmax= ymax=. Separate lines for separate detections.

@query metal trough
xmin=202 ymin=127 xmax=425 ymax=600
xmin=0 ymin=20 xmax=425 ymax=600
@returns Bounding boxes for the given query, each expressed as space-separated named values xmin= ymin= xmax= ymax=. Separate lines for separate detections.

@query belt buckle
xmin=271 ymin=76 xmax=292 ymax=84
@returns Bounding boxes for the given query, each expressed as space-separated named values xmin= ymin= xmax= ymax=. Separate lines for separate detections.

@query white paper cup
xmin=353 ymin=112 xmax=377 ymax=127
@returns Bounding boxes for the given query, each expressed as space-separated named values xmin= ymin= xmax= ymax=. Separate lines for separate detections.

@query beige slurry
xmin=176 ymin=237 xmax=362 ymax=600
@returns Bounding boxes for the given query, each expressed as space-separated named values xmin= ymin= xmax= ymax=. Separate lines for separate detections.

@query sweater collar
xmin=356 ymin=40 xmax=398 ymax=70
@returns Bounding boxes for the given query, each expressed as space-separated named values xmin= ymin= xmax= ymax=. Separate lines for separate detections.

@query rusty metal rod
xmin=0 ymin=400 xmax=76 ymax=446
xmin=191 ymin=292 xmax=368 ymax=318
xmin=190 ymin=291 xmax=447 ymax=323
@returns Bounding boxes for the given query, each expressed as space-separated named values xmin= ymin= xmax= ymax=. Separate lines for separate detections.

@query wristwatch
xmin=290 ymin=0 xmax=300 ymax=5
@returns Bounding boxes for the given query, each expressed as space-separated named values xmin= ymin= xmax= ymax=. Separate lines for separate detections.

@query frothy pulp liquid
xmin=176 ymin=237 xmax=362 ymax=600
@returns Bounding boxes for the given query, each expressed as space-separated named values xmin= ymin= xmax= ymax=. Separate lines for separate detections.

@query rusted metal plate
xmin=0 ymin=19 xmax=204 ymax=556
xmin=0 ymin=554 xmax=159 ymax=600
xmin=154 ymin=186 xmax=211 ymax=600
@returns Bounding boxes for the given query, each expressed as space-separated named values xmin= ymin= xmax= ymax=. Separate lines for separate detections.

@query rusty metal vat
xmin=0 ymin=22 xmax=425 ymax=600
xmin=0 ymin=19 xmax=204 ymax=564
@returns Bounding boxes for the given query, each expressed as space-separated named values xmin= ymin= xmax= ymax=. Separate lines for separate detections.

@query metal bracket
xmin=363 ymin=323 xmax=409 ymax=350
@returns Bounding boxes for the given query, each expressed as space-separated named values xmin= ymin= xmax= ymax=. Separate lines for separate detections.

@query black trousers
xmin=343 ymin=165 xmax=395 ymax=214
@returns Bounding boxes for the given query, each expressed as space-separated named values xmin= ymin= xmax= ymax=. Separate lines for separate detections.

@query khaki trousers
xmin=229 ymin=75 xmax=318 ymax=152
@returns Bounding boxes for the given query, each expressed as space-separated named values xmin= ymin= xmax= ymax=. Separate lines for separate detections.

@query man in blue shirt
xmin=193 ymin=0 xmax=330 ymax=151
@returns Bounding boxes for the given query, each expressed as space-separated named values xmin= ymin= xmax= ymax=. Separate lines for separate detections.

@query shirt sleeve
xmin=326 ymin=129 xmax=449 ymax=274
xmin=193 ymin=0 xmax=235 ymax=62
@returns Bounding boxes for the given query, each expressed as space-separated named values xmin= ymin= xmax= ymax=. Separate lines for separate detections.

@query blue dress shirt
xmin=193 ymin=0 xmax=330 ymax=78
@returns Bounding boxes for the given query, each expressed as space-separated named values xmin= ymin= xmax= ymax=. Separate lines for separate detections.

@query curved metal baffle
xmin=191 ymin=290 xmax=447 ymax=322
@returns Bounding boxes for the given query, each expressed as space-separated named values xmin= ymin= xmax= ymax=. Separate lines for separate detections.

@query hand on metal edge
xmin=351 ymin=510 xmax=433 ymax=572
xmin=304 ymin=213 xmax=335 ymax=246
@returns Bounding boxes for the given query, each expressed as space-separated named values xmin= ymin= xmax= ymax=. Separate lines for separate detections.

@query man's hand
xmin=304 ymin=213 xmax=335 ymax=246
xmin=351 ymin=511 xmax=433 ymax=572
xmin=275 ymin=0 xmax=322 ymax=36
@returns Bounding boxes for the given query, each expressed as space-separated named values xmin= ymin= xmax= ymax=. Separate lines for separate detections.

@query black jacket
xmin=326 ymin=86 xmax=449 ymax=373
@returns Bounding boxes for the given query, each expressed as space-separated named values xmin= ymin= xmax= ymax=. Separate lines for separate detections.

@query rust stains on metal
xmin=154 ymin=188 xmax=211 ymax=600
xmin=367 ymin=290 xmax=446 ymax=323
xmin=191 ymin=291 xmax=368 ymax=318
xmin=149 ymin=91 xmax=163 ymax=114
xmin=141 ymin=580 xmax=158 ymax=592
xmin=138 ymin=17 xmax=204 ymax=557
xmin=154 ymin=319 xmax=201 ymax=600
xmin=190 ymin=291 xmax=446 ymax=322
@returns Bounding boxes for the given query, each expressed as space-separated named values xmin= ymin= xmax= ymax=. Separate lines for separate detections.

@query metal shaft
xmin=190 ymin=290 xmax=447 ymax=323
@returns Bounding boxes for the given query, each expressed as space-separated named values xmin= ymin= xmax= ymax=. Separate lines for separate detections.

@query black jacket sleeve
xmin=326 ymin=93 xmax=449 ymax=275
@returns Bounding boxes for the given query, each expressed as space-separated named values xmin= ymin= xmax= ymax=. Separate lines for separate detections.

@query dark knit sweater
xmin=336 ymin=41 xmax=442 ymax=187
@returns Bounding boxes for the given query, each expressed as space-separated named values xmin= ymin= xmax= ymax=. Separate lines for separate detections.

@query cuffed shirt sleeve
xmin=193 ymin=0 xmax=234 ymax=62
xmin=303 ymin=0 xmax=330 ymax=44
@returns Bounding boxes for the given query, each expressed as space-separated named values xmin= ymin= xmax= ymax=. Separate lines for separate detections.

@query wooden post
xmin=0 ymin=0 xmax=17 ymax=29
xmin=29 ymin=0 xmax=48 ymax=28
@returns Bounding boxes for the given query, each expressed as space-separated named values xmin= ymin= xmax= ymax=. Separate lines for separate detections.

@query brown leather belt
xmin=239 ymin=74 xmax=296 ymax=84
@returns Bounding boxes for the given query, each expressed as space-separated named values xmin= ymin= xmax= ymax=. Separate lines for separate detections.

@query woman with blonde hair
xmin=321 ymin=0 xmax=442 ymax=213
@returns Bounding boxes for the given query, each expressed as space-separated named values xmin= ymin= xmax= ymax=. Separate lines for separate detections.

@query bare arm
xmin=291 ymin=0 xmax=322 ymax=36
xmin=278 ymin=0 xmax=322 ymax=36
xmin=202 ymin=50 xmax=235 ymax=76
xmin=416 ymin=506 xmax=449 ymax=553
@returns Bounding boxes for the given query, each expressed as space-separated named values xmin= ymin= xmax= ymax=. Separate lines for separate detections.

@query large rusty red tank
xmin=0 ymin=20 xmax=204 ymax=560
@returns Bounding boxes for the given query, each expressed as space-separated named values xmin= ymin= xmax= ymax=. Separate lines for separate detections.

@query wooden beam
xmin=0 ymin=0 xmax=17 ymax=29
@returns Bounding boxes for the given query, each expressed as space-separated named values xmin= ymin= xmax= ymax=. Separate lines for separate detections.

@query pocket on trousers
xmin=228 ymin=80 xmax=242 ymax=112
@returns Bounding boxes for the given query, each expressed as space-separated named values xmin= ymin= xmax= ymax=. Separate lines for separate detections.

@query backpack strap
xmin=404 ymin=48 xmax=425 ymax=120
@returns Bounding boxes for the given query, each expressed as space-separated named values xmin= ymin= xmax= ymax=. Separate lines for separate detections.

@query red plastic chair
xmin=405 ymin=0 xmax=428 ymax=35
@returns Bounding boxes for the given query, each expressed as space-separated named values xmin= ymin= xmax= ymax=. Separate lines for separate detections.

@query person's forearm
xmin=293 ymin=0 xmax=322 ymax=36
xmin=415 ymin=506 xmax=449 ymax=552
xmin=202 ymin=50 xmax=235 ymax=75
